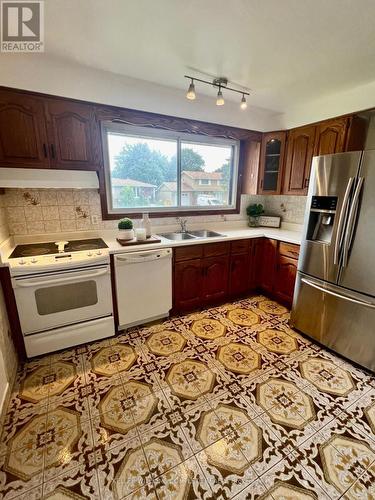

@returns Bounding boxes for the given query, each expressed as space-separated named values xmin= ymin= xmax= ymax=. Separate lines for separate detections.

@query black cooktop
xmin=9 ymin=238 xmax=108 ymax=259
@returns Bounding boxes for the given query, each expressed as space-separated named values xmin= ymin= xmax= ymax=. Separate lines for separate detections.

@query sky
xmin=107 ymin=133 xmax=232 ymax=172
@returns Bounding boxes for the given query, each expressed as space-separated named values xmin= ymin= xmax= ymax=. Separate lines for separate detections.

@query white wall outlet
xmin=91 ymin=215 xmax=99 ymax=225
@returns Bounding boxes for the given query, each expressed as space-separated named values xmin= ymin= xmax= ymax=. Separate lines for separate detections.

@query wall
xmin=0 ymin=282 xmax=18 ymax=415
xmin=365 ymin=114 xmax=375 ymax=150
xmin=0 ymin=55 xmax=281 ymax=133
xmin=1 ymin=188 xmax=306 ymax=236
xmin=0 ymin=194 xmax=9 ymax=243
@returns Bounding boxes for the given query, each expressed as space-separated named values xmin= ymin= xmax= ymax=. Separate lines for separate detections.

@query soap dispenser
xmin=141 ymin=213 xmax=152 ymax=238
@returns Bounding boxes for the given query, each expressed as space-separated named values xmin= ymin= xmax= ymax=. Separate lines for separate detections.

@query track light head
xmin=216 ymin=88 xmax=225 ymax=106
xmin=186 ymin=80 xmax=196 ymax=100
xmin=240 ymin=94 xmax=247 ymax=110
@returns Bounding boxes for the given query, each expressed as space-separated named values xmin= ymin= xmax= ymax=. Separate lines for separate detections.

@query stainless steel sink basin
xmin=158 ymin=229 xmax=225 ymax=240
xmin=158 ymin=232 xmax=196 ymax=241
xmin=188 ymin=230 xmax=224 ymax=238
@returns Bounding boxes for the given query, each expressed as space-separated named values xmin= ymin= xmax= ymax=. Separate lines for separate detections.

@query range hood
xmin=0 ymin=168 xmax=99 ymax=189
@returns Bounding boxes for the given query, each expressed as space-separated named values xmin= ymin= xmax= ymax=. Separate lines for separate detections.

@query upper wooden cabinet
xmin=45 ymin=99 xmax=100 ymax=170
xmin=0 ymin=89 xmax=49 ymax=168
xmin=283 ymin=125 xmax=316 ymax=195
xmin=313 ymin=117 xmax=348 ymax=156
xmin=282 ymin=115 xmax=368 ymax=196
xmin=0 ymin=89 xmax=101 ymax=170
xmin=258 ymin=131 xmax=286 ymax=195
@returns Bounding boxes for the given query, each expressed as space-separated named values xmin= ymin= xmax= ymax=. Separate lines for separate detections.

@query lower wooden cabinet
xmin=174 ymin=259 xmax=203 ymax=312
xmin=275 ymin=255 xmax=298 ymax=304
xmin=228 ymin=251 xmax=251 ymax=296
xmin=172 ymin=238 xmax=300 ymax=313
xmin=202 ymin=255 xmax=229 ymax=303
xmin=259 ymin=238 xmax=278 ymax=295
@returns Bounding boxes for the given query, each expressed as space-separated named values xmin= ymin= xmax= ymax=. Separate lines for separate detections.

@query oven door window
xmin=35 ymin=280 xmax=98 ymax=315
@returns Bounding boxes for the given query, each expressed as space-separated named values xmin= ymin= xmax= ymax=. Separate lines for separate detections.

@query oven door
xmin=12 ymin=264 xmax=113 ymax=334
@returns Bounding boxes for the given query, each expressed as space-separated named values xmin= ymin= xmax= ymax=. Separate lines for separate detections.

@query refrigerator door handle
xmin=301 ymin=277 xmax=375 ymax=309
xmin=333 ymin=177 xmax=354 ymax=265
xmin=342 ymin=177 xmax=364 ymax=268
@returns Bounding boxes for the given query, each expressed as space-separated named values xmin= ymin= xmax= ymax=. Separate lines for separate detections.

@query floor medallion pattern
xmin=300 ymin=358 xmax=355 ymax=396
xmin=166 ymin=360 xmax=215 ymax=399
xmin=191 ymin=318 xmax=225 ymax=339
xmin=146 ymin=330 xmax=186 ymax=355
xmin=217 ymin=342 xmax=261 ymax=374
xmin=227 ymin=308 xmax=259 ymax=326
xmin=257 ymin=378 xmax=315 ymax=429
xmin=20 ymin=361 xmax=76 ymax=403
xmin=1 ymin=294 xmax=375 ymax=499
xmin=258 ymin=329 xmax=297 ymax=354
xmin=91 ymin=345 xmax=136 ymax=376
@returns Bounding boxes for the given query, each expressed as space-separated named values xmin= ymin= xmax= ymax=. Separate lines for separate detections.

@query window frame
xmin=101 ymin=121 xmax=241 ymax=218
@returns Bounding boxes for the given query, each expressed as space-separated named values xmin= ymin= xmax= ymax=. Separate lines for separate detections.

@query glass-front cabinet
xmin=258 ymin=131 xmax=286 ymax=195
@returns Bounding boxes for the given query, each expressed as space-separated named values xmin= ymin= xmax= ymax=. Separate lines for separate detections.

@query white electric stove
xmin=7 ymin=238 xmax=115 ymax=357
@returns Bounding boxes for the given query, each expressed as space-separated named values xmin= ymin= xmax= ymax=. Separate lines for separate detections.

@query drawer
xmin=174 ymin=245 xmax=203 ymax=262
xmin=203 ymin=242 xmax=230 ymax=257
xmin=279 ymin=241 xmax=300 ymax=260
xmin=231 ymin=239 xmax=250 ymax=254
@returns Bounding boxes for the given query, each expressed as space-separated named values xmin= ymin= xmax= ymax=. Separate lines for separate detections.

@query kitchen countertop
xmin=0 ymin=222 xmax=303 ymax=264
xmin=105 ymin=226 xmax=302 ymax=254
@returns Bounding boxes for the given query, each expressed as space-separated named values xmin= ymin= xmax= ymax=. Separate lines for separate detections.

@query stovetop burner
xmin=9 ymin=238 xmax=108 ymax=259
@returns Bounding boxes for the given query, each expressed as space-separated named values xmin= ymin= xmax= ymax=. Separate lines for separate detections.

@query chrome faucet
xmin=177 ymin=217 xmax=188 ymax=233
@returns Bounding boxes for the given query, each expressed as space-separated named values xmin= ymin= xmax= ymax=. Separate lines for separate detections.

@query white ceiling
xmin=44 ymin=0 xmax=375 ymax=114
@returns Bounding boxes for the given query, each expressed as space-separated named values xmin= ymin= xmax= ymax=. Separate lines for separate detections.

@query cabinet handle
xmin=260 ymin=179 xmax=263 ymax=189
xmin=304 ymin=178 xmax=309 ymax=188
xmin=50 ymin=144 xmax=56 ymax=159
xmin=42 ymin=143 xmax=48 ymax=158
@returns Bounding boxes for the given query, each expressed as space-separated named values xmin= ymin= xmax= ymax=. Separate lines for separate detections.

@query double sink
xmin=158 ymin=229 xmax=225 ymax=241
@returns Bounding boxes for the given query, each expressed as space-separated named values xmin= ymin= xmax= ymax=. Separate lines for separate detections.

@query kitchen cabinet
xmin=45 ymin=99 xmax=100 ymax=170
xmin=259 ymin=238 xmax=278 ymax=294
xmin=174 ymin=259 xmax=203 ymax=312
xmin=229 ymin=240 xmax=251 ymax=297
xmin=202 ymin=255 xmax=229 ymax=303
xmin=258 ymin=131 xmax=286 ymax=195
xmin=0 ymin=89 xmax=101 ymax=170
xmin=283 ymin=125 xmax=316 ymax=195
xmin=275 ymin=255 xmax=298 ymax=305
xmin=0 ymin=89 xmax=49 ymax=168
xmin=274 ymin=242 xmax=300 ymax=306
xmin=313 ymin=117 xmax=348 ymax=156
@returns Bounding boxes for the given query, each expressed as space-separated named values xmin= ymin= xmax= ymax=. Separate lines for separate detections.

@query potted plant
xmin=246 ymin=203 xmax=264 ymax=227
xmin=118 ymin=218 xmax=134 ymax=240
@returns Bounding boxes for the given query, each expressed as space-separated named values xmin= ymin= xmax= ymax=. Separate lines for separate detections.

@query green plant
xmin=118 ymin=218 xmax=133 ymax=230
xmin=246 ymin=203 xmax=264 ymax=217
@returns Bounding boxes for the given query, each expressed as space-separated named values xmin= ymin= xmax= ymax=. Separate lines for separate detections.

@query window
xmin=102 ymin=123 xmax=239 ymax=215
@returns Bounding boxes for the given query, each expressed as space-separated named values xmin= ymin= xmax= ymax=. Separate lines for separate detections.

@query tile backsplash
xmin=0 ymin=189 xmax=307 ymax=236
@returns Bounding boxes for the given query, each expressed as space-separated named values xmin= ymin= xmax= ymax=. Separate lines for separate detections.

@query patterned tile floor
xmin=1 ymin=295 xmax=375 ymax=499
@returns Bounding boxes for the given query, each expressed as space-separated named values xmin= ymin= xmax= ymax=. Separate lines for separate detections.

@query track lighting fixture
xmin=184 ymin=75 xmax=250 ymax=110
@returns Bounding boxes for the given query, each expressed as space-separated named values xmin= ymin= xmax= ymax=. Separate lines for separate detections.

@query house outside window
xmin=102 ymin=122 xmax=240 ymax=215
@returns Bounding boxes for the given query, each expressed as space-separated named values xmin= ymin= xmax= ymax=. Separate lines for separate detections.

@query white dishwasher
xmin=114 ymin=248 xmax=172 ymax=329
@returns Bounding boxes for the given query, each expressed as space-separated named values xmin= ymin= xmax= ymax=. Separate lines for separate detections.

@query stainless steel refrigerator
xmin=291 ymin=150 xmax=375 ymax=371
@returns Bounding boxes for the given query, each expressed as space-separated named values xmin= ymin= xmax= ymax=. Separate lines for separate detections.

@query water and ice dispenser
xmin=306 ymin=196 xmax=337 ymax=243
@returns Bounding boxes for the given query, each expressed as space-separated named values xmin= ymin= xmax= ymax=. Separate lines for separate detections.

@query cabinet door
xmin=202 ymin=255 xmax=229 ymax=304
xmin=229 ymin=252 xmax=250 ymax=296
xmin=275 ymin=255 xmax=298 ymax=305
xmin=283 ymin=125 xmax=316 ymax=195
xmin=174 ymin=259 xmax=203 ymax=312
xmin=0 ymin=90 xmax=49 ymax=168
xmin=259 ymin=239 xmax=278 ymax=294
xmin=46 ymin=99 xmax=99 ymax=169
xmin=258 ymin=131 xmax=286 ymax=195
xmin=249 ymin=239 xmax=262 ymax=289
xmin=314 ymin=117 xmax=348 ymax=156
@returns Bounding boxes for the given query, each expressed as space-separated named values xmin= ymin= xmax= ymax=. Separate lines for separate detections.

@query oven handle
xmin=14 ymin=267 xmax=110 ymax=288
